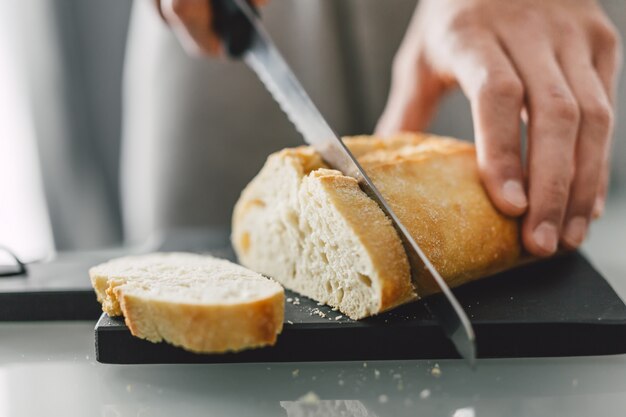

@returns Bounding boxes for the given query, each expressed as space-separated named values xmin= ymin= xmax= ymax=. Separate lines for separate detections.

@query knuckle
xmin=483 ymin=145 xmax=521 ymax=167
xmin=567 ymin=193 xmax=596 ymax=220
xmin=592 ymin=20 xmax=620 ymax=49
xmin=170 ymin=0 xmax=193 ymax=18
xmin=480 ymin=151 xmax=522 ymax=180
xmin=478 ymin=75 xmax=524 ymax=103
xmin=571 ymin=179 xmax=599 ymax=208
xmin=545 ymin=89 xmax=580 ymax=124
xmin=580 ymin=99 xmax=613 ymax=130
xmin=541 ymin=176 xmax=571 ymax=203
xmin=510 ymin=9 xmax=546 ymax=30
xmin=447 ymin=10 xmax=481 ymax=34
xmin=558 ymin=20 xmax=579 ymax=40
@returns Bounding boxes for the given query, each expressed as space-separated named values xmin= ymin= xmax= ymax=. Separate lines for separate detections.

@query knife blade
xmin=212 ymin=0 xmax=476 ymax=366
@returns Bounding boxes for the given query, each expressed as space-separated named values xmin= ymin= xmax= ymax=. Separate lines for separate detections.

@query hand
xmin=154 ymin=0 xmax=266 ymax=56
xmin=376 ymin=0 xmax=622 ymax=257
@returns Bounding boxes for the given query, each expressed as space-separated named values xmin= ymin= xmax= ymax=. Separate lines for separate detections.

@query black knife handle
xmin=210 ymin=0 xmax=257 ymax=58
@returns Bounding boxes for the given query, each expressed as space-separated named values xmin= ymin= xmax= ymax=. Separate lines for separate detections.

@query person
xmin=135 ymin=0 xmax=622 ymax=258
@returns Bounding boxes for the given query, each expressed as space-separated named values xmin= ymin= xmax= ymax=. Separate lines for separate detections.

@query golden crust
xmin=117 ymin=289 xmax=284 ymax=354
xmin=348 ymin=134 xmax=520 ymax=295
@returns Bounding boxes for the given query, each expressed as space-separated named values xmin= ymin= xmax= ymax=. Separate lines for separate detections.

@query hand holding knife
xmin=209 ymin=0 xmax=477 ymax=367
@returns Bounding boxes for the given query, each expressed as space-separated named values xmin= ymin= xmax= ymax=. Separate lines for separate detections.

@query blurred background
xmin=1 ymin=0 xmax=625 ymax=265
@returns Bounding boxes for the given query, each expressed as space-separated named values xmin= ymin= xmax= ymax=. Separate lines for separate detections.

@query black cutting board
xmin=0 ymin=228 xmax=233 ymax=321
xmin=95 ymin=251 xmax=626 ymax=363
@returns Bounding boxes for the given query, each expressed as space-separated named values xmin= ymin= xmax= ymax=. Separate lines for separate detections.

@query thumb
xmin=375 ymin=58 xmax=445 ymax=136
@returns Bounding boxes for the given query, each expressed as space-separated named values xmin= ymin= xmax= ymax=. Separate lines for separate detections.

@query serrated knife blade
xmin=219 ymin=0 xmax=476 ymax=366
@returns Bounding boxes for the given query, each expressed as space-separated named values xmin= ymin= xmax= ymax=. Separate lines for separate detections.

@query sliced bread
xmin=90 ymin=252 xmax=284 ymax=354
xmin=232 ymin=133 xmax=521 ymax=319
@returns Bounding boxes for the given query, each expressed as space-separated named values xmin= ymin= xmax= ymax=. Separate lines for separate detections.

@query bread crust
xmin=117 ymin=289 xmax=284 ymax=353
xmin=359 ymin=135 xmax=520 ymax=294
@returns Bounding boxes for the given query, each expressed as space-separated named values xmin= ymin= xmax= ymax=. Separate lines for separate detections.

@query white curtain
xmin=0 ymin=1 xmax=54 ymax=262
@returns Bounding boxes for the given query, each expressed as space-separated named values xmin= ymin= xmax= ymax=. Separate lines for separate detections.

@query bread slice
xmin=90 ymin=252 xmax=284 ymax=354
xmin=232 ymin=133 xmax=520 ymax=319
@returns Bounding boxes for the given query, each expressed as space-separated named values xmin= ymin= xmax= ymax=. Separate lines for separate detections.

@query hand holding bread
xmin=377 ymin=0 xmax=621 ymax=257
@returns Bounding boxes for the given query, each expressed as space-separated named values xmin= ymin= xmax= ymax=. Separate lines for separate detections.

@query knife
xmin=211 ymin=0 xmax=476 ymax=366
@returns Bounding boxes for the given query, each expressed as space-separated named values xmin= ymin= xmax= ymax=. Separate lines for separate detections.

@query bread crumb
xmin=378 ymin=394 xmax=388 ymax=404
xmin=362 ymin=362 xmax=367 ymax=368
xmin=374 ymin=369 xmax=380 ymax=379
xmin=298 ymin=391 xmax=320 ymax=404
xmin=287 ymin=298 xmax=293 ymax=303
xmin=453 ymin=407 xmax=475 ymax=417
xmin=338 ymin=379 xmax=344 ymax=386
xmin=430 ymin=363 xmax=441 ymax=377
xmin=287 ymin=320 xmax=294 ymax=324
xmin=292 ymin=369 xmax=300 ymax=377
xmin=392 ymin=373 xmax=401 ymax=379
xmin=335 ymin=315 xmax=343 ymax=320
xmin=420 ymin=389 xmax=431 ymax=399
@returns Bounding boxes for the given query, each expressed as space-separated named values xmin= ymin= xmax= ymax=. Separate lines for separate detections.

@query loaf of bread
xmin=232 ymin=133 xmax=520 ymax=319
xmin=90 ymin=252 xmax=284 ymax=353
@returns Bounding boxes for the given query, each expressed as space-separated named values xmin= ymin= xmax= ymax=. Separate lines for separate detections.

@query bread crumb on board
xmin=420 ymin=389 xmax=431 ymax=399
xmin=292 ymin=369 xmax=300 ymax=378
xmin=378 ymin=394 xmax=388 ymax=404
xmin=297 ymin=391 xmax=320 ymax=404
xmin=430 ymin=363 xmax=442 ymax=377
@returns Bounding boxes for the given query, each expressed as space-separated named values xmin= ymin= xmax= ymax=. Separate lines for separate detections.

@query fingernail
xmin=533 ymin=221 xmax=558 ymax=254
xmin=502 ymin=180 xmax=528 ymax=209
xmin=592 ymin=198 xmax=605 ymax=218
xmin=563 ymin=216 xmax=587 ymax=248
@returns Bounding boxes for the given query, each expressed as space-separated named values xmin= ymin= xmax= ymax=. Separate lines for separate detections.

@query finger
xmin=592 ymin=20 xmax=622 ymax=215
xmin=558 ymin=38 xmax=613 ymax=248
xmin=501 ymin=33 xmax=579 ymax=257
xmin=375 ymin=53 xmax=444 ymax=136
xmin=591 ymin=19 xmax=623 ymax=105
xmin=153 ymin=0 xmax=166 ymax=20
xmin=448 ymin=33 xmax=527 ymax=217
xmin=593 ymin=158 xmax=610 ymax=218
xmin=161 ymin=0 xmax=220 ymax=56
